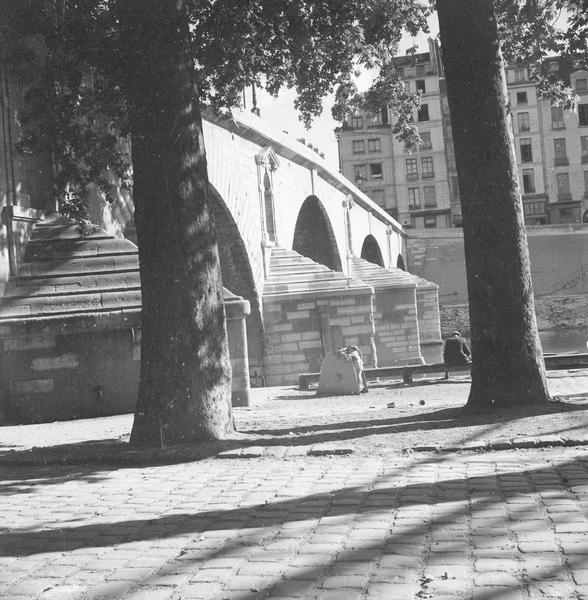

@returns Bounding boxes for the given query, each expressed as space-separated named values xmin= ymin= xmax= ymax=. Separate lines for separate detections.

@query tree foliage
xmin=5 ymin=1 xmax=586 ymax=219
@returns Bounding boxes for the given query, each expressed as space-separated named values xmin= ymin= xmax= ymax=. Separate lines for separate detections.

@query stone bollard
xmin=223 ymin=289 xmax=251 ymax=407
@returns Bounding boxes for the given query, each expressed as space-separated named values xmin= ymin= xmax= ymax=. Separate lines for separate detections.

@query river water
xmin=422 ymin=326 xmax=588 ymax=364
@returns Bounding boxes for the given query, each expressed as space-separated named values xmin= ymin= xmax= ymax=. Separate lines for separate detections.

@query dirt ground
xmin=1 ymin=371 xmax=588 ymax=466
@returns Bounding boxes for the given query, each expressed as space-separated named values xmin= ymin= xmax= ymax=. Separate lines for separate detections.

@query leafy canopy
xmin=4 ymin=0 xmax=586 ymax=219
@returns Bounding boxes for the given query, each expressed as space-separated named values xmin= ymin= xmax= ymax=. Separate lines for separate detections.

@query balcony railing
xmin=421 ymin=172 xmax=435 ymax=179
xmin=582 ymin=155 xmax=588 ymax=164
xmin=406 ymin=173 xmax=419 ymax=181
xmin=557 ymin=193 xmax=573 ymax=202
xmin=408 ymin=204 xmax=422 ymax=211
xmin=554 ymin=157 xmax=569 ymax=166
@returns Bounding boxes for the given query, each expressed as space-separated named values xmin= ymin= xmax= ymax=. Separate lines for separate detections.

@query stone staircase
xmin=0 ymin=215 xmax=141 ymax=321
xmin=0 ymin=214 xmax=251 ymax=423
xmin=264 ymin=246 xmax=367 ymax=296
xmin=348 ymin=256 xmax=420 ymax=290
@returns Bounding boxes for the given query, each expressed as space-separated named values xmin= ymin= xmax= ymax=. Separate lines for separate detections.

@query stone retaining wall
xmin=263 ymin=288 xmax=376 ymax=386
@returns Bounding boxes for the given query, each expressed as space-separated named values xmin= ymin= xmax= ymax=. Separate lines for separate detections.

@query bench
xmin=298 ymin=352 xmax=588 ymax=390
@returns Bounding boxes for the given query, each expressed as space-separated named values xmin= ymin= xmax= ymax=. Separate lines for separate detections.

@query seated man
xmin=443 ymin=331 xmax=472 ymax=366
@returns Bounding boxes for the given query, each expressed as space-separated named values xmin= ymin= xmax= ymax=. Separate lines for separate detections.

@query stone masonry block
xmin=281 ymin=333 xmax=303 ymax=343
xmin=301 ymin=332 xmax=321 ymax=340
xmin=328 ymin=298 xmax=356 ymax=307
xmin=344 ymin=326 xmax=372 ymax=335
xmin=3 ymin=335 xmax=56 ymax=352
xmin=299 ymin=341 xmax=321 ymax=349
xmin=32 ymin=353 xmax=79 ymax=370
xmin=281 ymin=343 xmax=299 ymax=352
xmin=10 ymin=378 xmax=54 ymax=394
xmin=286 ymin=310 xmax=311 ymax=319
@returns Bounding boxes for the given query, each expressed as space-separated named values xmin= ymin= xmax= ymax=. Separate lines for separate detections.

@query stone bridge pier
xmin=0 ymin=110 xmax=442 ymax=423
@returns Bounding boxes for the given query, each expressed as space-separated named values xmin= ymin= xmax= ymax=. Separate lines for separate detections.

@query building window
xmin=551 ymin=106 xmax=565 ymax=129
xmin=367 ymin=138 xmax=381 ymax=153
xmin=424 ymin=215 xmax=437 ymax=228
xmin=419 ymin=132 xmax=432 ymax=150
xmin=416 ymin=64 xmax=426 ymax=77
xmin=370 ymin=163 xmax=383 ymax=180
xmin=451 ymin=175 xmax=460 ymax=201
xmin=582 ymin=136 xmax=588 ymax=163
xmin=579 ymin=104 xmax=588 ymax=126
xmin=350 ymin=115 xmax=363 ymax=129
xmin=514 ymin=68 xmax=527 ymax=82
xmin=421 ymin=156 xmax=434 ymax=178
xmin=262 ymin=171 xmax=277 ymax=242
xmin=517 ymin=112 xmax=530 ymax=132
xmin=354 ymin=164 xmax=368 ymax=183
xmin=554 ymin=138 xmax=568 ymax=165
xmin=423 ymin=185 xmax=436 ymax=207
xmin=416 ymin=79 xmax=426 ymax=93
xmin=352 ymin=140 xmax=365 ymax=154
xmin=520 ymin=138 xmax=533 ymax=163
xmin=557 ymin=173 xmax=570 ymax=199
xmin=584 ymin=171 xmax=588 ymax=196
xmin=576 ymin=78 xmax=588 ymax=91
xmin=408 ymin=187 xmax=420 ymax=209
xmin=548 ymin=61 xmax=559 ymax=72
xmin=524 ymin=200 xmax=545 ymax=217
xmin=522 ymin=168 xmax=535 ymax=194
xmin=406 ymin=158 xmax=418 ymax=180
xmin=517 ymin=91 xmax=528 ymax=105
xmin=417 ymin=104 xmax=429 ymax=122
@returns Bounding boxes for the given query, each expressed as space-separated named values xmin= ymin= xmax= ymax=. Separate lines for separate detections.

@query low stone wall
xmin=416 ymin=286 xmax=443 ymax=345
xmin=441 ymin=294 xmax=588 ymax=337
xmin=263 ymin=288 xmax=376 ymax=386
xmin=373 ymin=286 xmax=422 ymax=366
xmin=0 ymin=313 xmax=141 ymax=424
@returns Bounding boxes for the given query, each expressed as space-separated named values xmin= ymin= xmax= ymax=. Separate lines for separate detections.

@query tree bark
xmin=117 ymin=0 xmax=234 ymax=446
xmin=436 ymin=0 xmax=550 ymax=410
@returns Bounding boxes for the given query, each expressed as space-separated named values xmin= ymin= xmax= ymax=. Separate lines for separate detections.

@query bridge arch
xmin=360 ymin=235 xmax=384 ymax=267
xmin=209 ymin=185 xmax=264 ymax=376
xmin=292 ymin=195 xmax=342 ymax=271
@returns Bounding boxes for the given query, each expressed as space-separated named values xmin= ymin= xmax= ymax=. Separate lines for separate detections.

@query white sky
xmin=254 ymin=14 xmax=440 ymax=170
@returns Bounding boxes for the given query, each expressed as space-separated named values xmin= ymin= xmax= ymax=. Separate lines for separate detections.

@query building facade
xmin=337 ymin=45 xmax=588 ymax=228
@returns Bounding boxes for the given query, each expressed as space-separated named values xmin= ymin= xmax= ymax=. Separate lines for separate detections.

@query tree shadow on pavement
xmin=0 ymin=453 xmax=586 ymax=600
xmin=243 ymin=398 xmax=588 ymax=437
xmin=1 ymin=397 xmax=588 ymax=475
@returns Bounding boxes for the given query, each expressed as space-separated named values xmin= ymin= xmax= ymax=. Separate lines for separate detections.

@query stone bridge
xmin=0 ymin=110 xmax=441 ymax=423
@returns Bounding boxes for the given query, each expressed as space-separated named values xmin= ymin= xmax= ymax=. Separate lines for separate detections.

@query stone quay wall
xmin=262 ymin=288 xmax=376 ymax=387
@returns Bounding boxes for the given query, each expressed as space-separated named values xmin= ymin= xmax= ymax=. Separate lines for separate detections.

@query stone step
xmin=348 ymin=258 xmax=417 ymax=289
xmin=0 ymin=288 xmax=142 ymax=319
xmin=16 ymin=254 xmax=139 ymax=278
xmin=263 ymin=278 xmax=367 ymax=295
xmin=266 ymin=270 xmax=346 ymax=284
xmin=24 ymin=238 xmax=138 ymax=262
xmin=269 ymin=261 xmax=332 ymax=273
xmin=4 ymin=271 xmax=141 ymax=299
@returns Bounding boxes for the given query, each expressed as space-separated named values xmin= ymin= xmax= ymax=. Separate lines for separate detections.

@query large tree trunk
xmin=117 ymin=0 xmax=234 ymax=446
xmin=437 ymin=0 xmax=550 ymax=410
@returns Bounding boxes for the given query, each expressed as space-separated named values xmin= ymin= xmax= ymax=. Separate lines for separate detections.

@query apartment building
xmin=337 ymin=40 xmax=457 ymax=230
xmin=337 ymin=45 xmax=588 ymax=228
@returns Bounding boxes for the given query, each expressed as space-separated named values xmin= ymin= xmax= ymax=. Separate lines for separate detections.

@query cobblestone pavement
xmin=2 ymin=374 xmax=588 ymax=600
xmin=3 ymin=447 xmax=588 ymax=600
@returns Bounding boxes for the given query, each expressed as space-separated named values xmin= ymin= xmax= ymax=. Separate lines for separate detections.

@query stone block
xmin=10 ymin=378 xmax=54 ymax=394
xmin=3 ymin=335 xmax=55 ymax=352
xmin=32 ymin=353 xmax=79 ymax=370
